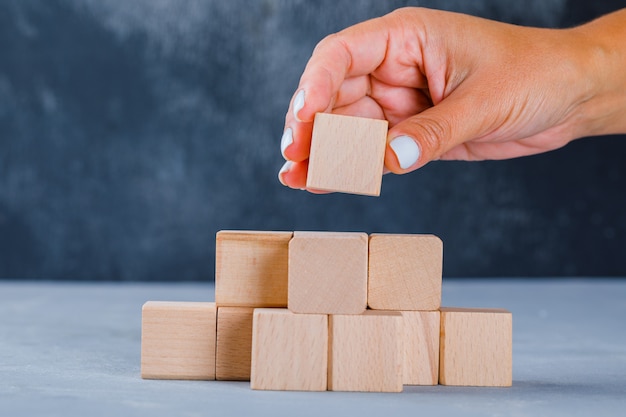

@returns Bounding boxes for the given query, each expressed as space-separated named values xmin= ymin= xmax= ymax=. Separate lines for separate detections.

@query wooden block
xmin=288 ymin=231 xmax=367 ymax=315
xmin=328 ymin=311 xmax=403 ymax=392
xmin=250 ymin=308 xmax=328 ymax=391
xmin=215 ymin=230 xmax=292 ymax=307
xmin=368 ymin=234 xmax=443 ymax=311
xmin=402 ymin=311 xmax=440 ymax=385
xmin=216 ymin=307 xmax=254 ymax=381
xmin=306 ymin=113 xmax=388 ymax=196
xmin=141 ymin=301 xmax=216 ymax=380
xmin=439 ymin=307 xmax=513 ymax=387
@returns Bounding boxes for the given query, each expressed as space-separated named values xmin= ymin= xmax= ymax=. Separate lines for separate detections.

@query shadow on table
xmin=403 ymin=380 xmax=626 ymax=397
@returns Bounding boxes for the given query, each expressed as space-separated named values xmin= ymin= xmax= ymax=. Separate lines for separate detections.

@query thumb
xmin=384 ymin=96 xmax=484 ymax=173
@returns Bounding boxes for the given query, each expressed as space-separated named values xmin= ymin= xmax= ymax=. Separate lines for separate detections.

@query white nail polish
xmin=280 ymin=128 xmax=293 ymax=159
xmin=389 ymin=136 xmax=420 ymax=169
xmin=293 ymin=90 xmax=305 ymax=121
xmin=278 ymin=160 xmax=293 ymax=185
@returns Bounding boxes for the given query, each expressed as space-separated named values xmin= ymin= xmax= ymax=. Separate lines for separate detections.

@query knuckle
xmin=410 ymin=116 xmax=452 ymax=156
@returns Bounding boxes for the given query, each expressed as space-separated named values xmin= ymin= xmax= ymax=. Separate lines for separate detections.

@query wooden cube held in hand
xmin=439 ymin=307 xmax=513 ymax=387
xmin=306 ymin=113 xmax=388 ymax=196
xmin=288 ymin=231 xmax=368 ymax=315
xmin=215 ymin=230 xmax=292 ymax=308
xmin=141 ymin=301 xmax=217 ymax=380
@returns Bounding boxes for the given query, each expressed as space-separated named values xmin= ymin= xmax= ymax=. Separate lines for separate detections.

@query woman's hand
xmin=278 ymin=7 xmax=626 ymax=190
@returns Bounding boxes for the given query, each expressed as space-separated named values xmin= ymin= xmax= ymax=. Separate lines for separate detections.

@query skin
xmin=278 ymin=7 xmax=626 ymax=190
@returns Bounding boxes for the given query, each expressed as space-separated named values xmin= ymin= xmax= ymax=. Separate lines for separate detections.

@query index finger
xmin=291 ymin=16 xmax=392 ymax=123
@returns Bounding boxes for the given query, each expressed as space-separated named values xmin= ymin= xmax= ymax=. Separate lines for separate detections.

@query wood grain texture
xmin=215 ymin=230 xmax=292 ymax=307
xmin=216 ymin=307 xmax=254 ymax=381
xmin=328 ymin=311 xmax=403 ymax=392
xmin=439 ymin=307 xmax=513 ymax=387
xmin=250 ymin=308 xmax=328 ymax=391
xmin=306 ymin=113 xmax=388 ymax=196
xmin=368 ymin=234 xmax=443 ymax=311
xmin=288 ymin=231 xmax=368 ymax=315
xmin=402 ymin=311 xmax=440 ymax=385
xmin=141 ymin=301 xmax=216 ymax=380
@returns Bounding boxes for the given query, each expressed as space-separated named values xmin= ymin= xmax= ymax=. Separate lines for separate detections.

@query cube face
xmin=141 ymin=301 xmax=216 ymax=380
xmin=368 ymin=234 xmax=443 ymax=311
xmin=402 ymin=311 xmax=440 ymax=385
xmin=250 ymin=309 xmax=328 ymax=391
xmin=215 ymin=231 xmax=292 ymax=307
xmin=216 ymin=307 xmax=254 ymax=381
xmin=288 ymin=231 xmax=368 ymax=315
xmin=329 ymin=311 xmax=403 ymax=392
xmin=439 ymin=308 xmax=513 ymax=387
xmin=306 ymin=113 xmax=388 ymax=196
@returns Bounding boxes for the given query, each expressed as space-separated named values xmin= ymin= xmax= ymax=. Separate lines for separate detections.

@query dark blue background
xmin=1 ymin=0 xmax=625 ymax=280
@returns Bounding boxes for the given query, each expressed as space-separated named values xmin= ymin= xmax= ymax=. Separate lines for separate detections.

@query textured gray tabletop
xmin=1 ymin=279 xmax=625 ymax=416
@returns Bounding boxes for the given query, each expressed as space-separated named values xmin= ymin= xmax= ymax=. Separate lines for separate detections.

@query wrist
xmin=572 ymin=10 xmax=626 ymax=137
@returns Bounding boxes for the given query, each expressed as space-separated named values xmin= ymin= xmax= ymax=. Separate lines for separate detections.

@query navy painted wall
xmin=1 ymin=0 xmax=625 ymax=280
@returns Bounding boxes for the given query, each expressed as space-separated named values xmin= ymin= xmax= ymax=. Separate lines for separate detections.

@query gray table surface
xmin=1 ymin=279 xmax=625 ymax=417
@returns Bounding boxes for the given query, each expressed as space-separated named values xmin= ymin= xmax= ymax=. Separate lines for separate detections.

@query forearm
xmin=573 ymin=9 xmax=626 ymax=137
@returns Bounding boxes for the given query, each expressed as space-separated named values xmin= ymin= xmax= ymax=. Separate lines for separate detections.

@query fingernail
xmin=280 ymin=128 xmax=293 ymax=159
xmin=389 ymin=135 xmax=420 ymax=169
xmin=293 ymin=90 xmax=305 ymax=121
xmin=278 ymin=160 xmax=293 ymax=186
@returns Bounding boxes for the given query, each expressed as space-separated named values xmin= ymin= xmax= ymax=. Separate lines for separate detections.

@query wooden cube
xmin=328 ymin=311 xmax=403 ymax=392
xmin=141 ymin=301 xmax=216 ymax=380
xmin=439 ymin=307 xmax=513 ymax=387
xmin=306 ymin=113 xmax=388 ymax=196
xmin=402 ymin=311 xmax=440 ymax=385
xmin=288 ymin=231 xmax=367 ymax=315
xmin=216 ymin=307 xmax=254 ymax=381
xmin=215 ymin=230 xmax=292 ymax=307
xmin=250 ymin=308 xmax=328 ymax=391
xmin=368 ymin=234 xmax=443 ymax=311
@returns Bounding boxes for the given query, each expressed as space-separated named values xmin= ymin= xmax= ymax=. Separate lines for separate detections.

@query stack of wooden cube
xmin=141 ymin=230 xmax=512 ymax=392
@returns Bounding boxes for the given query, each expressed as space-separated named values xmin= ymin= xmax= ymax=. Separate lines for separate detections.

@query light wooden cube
xmin=141 ymin=301 xmax=216 ymax=380
xmin=306 ymin=113 xmax=388 ymax=196
xmin=328 ymin=311 xmax=403 ymax=392
xmin=250 ymin=308 xmax=328 ymax=391
xmin=439 ymin=307 xmax=513 ymax=387
xmin=216 ymin=307 xmax=254 ymax=381
xmin=288 ymin=231 xmax=368 ymax=315
xmin=368 ymin=234 xmax=443 ymax=311
xmin=215 ymin=230 xmax=292 ymax=307
xmin=402 ymin=311 xmax=440 ymax=385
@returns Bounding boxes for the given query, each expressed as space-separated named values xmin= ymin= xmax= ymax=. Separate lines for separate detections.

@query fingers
xmin=277 ymin=159 xmax=332 ymax=194
xmin=371 ymin=81 xmax=433 ymax=126
xmin=278 ymin=160 xmax=307 ymax=189
xmin=293 ymin=19 xmax=392 ymax=123
xmin=281 ymin=16 xmax=394 ymax=167
xmin=279 ymin=7 xmax=494 ymax=187
xmin=384 ymin=91 xmax=486 ymax=173
xmin=333 ymin=96 xmax=386 ymax=120
xmin=277 ymin=6 xmax=590 ymax=190
xmin=281 ymin=122 xmax=312 ymax=163
xmin=334 ymin=76 xmax=372 ymax=110
xmin=282 ymin=76 xmax=373 ymax=163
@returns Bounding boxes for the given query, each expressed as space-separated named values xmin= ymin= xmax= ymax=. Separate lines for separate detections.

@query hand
xmin=278 ymin=7 xmax=626 ymax=190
